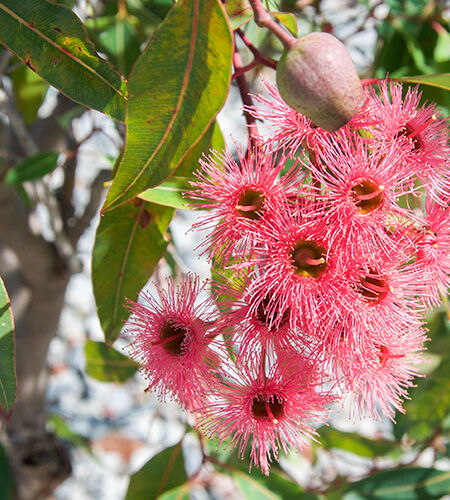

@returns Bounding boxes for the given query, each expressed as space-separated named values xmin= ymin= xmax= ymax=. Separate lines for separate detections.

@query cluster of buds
xmin=125 ymin=78 xmax=449 ymax=475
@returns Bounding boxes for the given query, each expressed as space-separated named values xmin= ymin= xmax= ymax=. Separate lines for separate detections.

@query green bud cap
xmin=276 ymin=32 xmax=366 ymax=132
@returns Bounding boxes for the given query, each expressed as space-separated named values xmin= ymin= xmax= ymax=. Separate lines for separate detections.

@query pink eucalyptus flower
xmin=212 ymin=269 xmax=297 ymax=366
xmin=313 ymin=132 xmax=420 ymax=259
xmin=197 ymin=353 xmax=332 ymax=475
xmin=366 ymin=80 xmax=449 ymax=205
xmin=347 ymin=325 xmax=426 ymax=420
xmin=124 ymin=274 xmax=223 ymax=411
xmin=412 ymin=199 xmax=450 ymax=306
xmin=340 ymin=249 xmax=426 ymax=328
xmin=243 ymin=204 xmax=348 ymax=333
xmin=188 ymin=144 xmax=303 ymax=264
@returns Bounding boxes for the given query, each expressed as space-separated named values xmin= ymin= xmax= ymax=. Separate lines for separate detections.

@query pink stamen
xmin=152 ymin=332 xmax=184 ymax=347
xmin=264 ymin=400 xmax=277 ymax=423
xmin=379 ymin=345 xmax=405 ymax=366
xmin=304 ymin=256 xmax=325 ymax=266
xmin=295 ymin=248 xmax=325 ymax=266
xmin=354 ymin=185 xmax=384 ymax=201
xmin=407 ymin=116 xmax=436 ymax=139
xmin=235 ymin=204 xmax=260 ymax=212
xmin=363 ymin=281 xmax=388 ymax=293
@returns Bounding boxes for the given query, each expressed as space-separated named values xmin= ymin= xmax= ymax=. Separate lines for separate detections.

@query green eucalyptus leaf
xmin=137 ymin=119 xmax=220 ymax=209
xmin=126 ymin=441 xmax=187 ymax=500
xmin=343 ymin=468 xmax=450 ymax=500
xmin=225 ymin=0 xmax=253 ymax=30
xmin=0 ymin=0 xmax=127 ymax=122
xmin=0 ymin=443 xmax=12 ymax=500
xmin=271 ymin=12 xmax=297 ymax=37
xmin=394 ymin=73 xmax=450 ymax=91
xmin=318 ymin=427 xmax=395 ymax=458
xmin=138 ymin=177 xmax=191 ymax=210
xmin=103 ymin=0 xmax=232 ymax=212
xmin=10 ymin=63 xmax=48 ymax=125
xmin=233 ymin=470 xmax=318 ymax=500
xmin=211 ymin=121 xmax=225 ymax=152
xmin=0 ymin=276 xmax=16 ymax=419
xmin=92 ymin=200 xmax=174 ymax=345
xmin=233 ymin=471 xmax=283 ymax=500
xmin=5 ymin=152 xmax=59 ymax=185
xmin=394 ymin=355 xmax=450 ymax=441
xmin=174 ymin=119 xmax=217 ymax=178
xmin=84 ymin=340 xmax=138 ymax=383
xmin=158 ymin=484 xmax=191 ymax=500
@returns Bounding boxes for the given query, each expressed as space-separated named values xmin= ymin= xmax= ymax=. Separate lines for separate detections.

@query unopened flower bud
xmin=276 ymin=32 xmax=366 ymax=132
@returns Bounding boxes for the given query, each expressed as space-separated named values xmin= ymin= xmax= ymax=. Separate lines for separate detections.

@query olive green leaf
xmin=0 ymin=276 xmax=16 ymax=419
xmin=103 ymin=0 xmax=232 ymax=212
xmin=92 ymin=200 xmax=174 ymax=345
xmin=0 ymin=0 xmax=127 ymax=122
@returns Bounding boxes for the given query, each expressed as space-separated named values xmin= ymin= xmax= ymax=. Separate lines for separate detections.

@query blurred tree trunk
xmin=0 ymin=89 xmax=108 ymax=499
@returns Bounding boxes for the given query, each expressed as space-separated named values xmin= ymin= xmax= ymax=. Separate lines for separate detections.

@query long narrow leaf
xmin=103 ymin=0 xmax=232 ymax=212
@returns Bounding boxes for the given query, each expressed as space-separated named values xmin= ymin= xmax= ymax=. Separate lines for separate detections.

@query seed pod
xmin=276 ymin=32 xmax=366 ymax=132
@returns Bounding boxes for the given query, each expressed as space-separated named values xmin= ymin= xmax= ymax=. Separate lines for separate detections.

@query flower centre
xmin=157 ymin=321 xmax=188 ymax=357
xmin=377 ymin=344 xmax=405 ymax=367
xmin=291 ymin=240 xmax=328 ymax=278
xmin=418 ymin=228 xmax=438 ymax=247
xmin=255 ymin=296 xmax=289 ymax=331
xmin=350 ymin=179 xmax=384 ymax=214
xmin=251 ymin=394 xmax=284 ymax=423
xmin=356 ymin=269 xmax=388 ymax=304
xmin=393 ymin=116 xmax=438 ymax=151
xmin=236 ymin=189 xmax=266 ymax=220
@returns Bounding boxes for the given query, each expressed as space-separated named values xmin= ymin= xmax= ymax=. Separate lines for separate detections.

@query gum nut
xmin=276 ymin=32 xmax=366 ymax=132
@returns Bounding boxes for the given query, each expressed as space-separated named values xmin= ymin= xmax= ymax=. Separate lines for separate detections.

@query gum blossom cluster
xmin=125 ymin=80 xmax=449 ymax=475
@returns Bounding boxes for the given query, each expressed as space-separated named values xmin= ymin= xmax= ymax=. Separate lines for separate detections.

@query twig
xmin=232 ymin=36 xmax=259 ymax=149
xmin=232 ymin=59 xmax=259 ymax=80
xmin=236 ymin=28 xmax=278 ymax=70
xmin=248 ymin=0 xmax=296 ymax=49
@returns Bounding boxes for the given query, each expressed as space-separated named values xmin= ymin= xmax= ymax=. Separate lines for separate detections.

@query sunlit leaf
xmin=158 ymin=484 xmax=191 ymax=500
xmin=394 ymin=73 xmax=450 ymax=91
xmin=92 ymin=200 xmax=174 ymax=345
xmin=126 ymin=442 xmax=187 ymax=500
xmin=103 ymin=0 xmax=232 ymax=211
xmin=225 ymin=0 xmax=253 ymax=30
xmin=233 ymin=470 xmax=318 ymax=500
xmin=84 ymin=341 xmax=138 ymax=383
xmin=318 ymin=427 xmax=395 ymax=458
xmin=0 ymin=0 xmax=127 ymax=121
xmin=272 ymin=12 xmax=298 ymax=37
xmin=138 ymin=177 xmax=191 ymax=210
